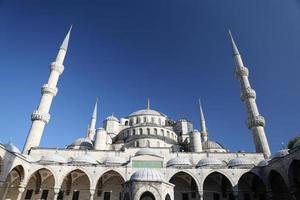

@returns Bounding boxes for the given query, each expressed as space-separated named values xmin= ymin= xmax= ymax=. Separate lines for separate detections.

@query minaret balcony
xmin=41 ymin=84 xmax=58 ymax=96
xmin=246 ymin=115 xmax=265 ymax=129
xmin=240 ymin=88 xmax=256 ymax=101
xmin=235 ymin=66 xmax=249 ymax=77
xmin=31 ymin=110 xmax=50 ymax=124
xmin=50 ymin=62 xmax=64 ymax=74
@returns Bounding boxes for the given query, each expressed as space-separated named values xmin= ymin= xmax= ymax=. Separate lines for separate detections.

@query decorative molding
xmin=50 ymin=62 xmax=64 ymax=74
xmin=240 ymin=87 xmax=256 ymax=101
xmin=41 ymin=84 xmax=58 ymax=96
xmin=247 ymin=115 xmax=265 ymax=129
xmin=31 ymin=110 xmax=50 ymax=124
xmin=235 ymin=66 xmax=249 ymax=77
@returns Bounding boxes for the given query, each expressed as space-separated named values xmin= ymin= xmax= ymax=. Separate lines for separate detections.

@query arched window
xmin=161 ymin=129 xmax=164 ymax=136
xmin=133 ymin=129 xmax=136 ymax=135
xmin=137 ymin=117 xmax=141 ymax=124
xmin=125 ymin=121 xmax=129 ymax=126
xmin=154 ymin=128 xmax=158 ymax=135
xmin=129 ymin=119 xmax=133 ymax=126
xmin=139 ymin=128 xmax=143 ymax=135
xmin=135 ymin=141 xmax=139 ymax=147
xmin=146 ymin=140 xmax=150 ymax=147
xmin=158 ymin=118 xmax=162 ymax=125
xmin=143 ymin=117 xmax=147 ymax=123
xmin=147 ymin=128 xmax=150 ymax=135
xmin=167 ymin=131 xmax=170 ymax=137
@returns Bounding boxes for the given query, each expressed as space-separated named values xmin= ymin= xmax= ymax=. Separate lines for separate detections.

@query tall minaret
xmin=23 ymin=26 xmax=72 ymax=154
xmin=86 ymin=99 xmax=98 ymax=140
xmin=228 ymin=30 xmax=271 ymax=158
xmin=199 ymin=99 xmax=208 ymax=142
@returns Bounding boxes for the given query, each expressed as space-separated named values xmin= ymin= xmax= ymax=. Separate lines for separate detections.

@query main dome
xmin=129 ymin=109 xmax=166 ymax=117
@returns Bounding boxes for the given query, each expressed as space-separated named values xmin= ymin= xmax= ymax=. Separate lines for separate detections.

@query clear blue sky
xmin=0 ymin=0 xmax=299 ymax=153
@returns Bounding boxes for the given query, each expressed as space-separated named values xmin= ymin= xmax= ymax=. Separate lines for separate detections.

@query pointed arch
xmin=238 ymin=172 xmax=266 ymax=200
xmin=269 ymin=170 xmax=293 ymax=200
xmin=3 ymin=165 xmax=25 ymax=200
xmin=288 ymin=159 xmax=300 ymax=199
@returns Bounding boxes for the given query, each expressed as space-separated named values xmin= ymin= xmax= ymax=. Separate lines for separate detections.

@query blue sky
xmin=0 ymin=0 xmax=300 ymax=153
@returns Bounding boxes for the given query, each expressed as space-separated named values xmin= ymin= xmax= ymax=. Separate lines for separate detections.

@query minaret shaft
xmin=229 ymin=31 xmax=271 ymax=158
xmin=87 ymin=99 xmax=98 ymax=140
xmin=23 ymin=28 xmax=71 ymax=154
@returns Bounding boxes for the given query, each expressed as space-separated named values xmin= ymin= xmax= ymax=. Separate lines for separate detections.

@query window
xmin=72 ymin=191 xmax=80 ymax=200
xmin=125 ymin=121 xmax=129 ymax=126
xmin=133 ymin=129 xmax=136 ymax=135
xmin=41 ymin=190 xmax=49 ymax=200
xmin=147 ymin=128 xmax=150 ymax=135
xmin=154 ymin=128 xmax=158 ymax=135
xmin=135 ymin=141 xmax=140 ymax=147
xmin=158 ymin=118 xmax=162 ymax=125
xmin=143 ymin=117 xmax=147 ymax=123
xmin=139 ymin=128 xmax=143 ymax=135
xmin=167 ymin=131 xmax=170 ymax=137
xmin=137 ymin=117 xmax=141 ymax=124
xmin=25 ymin=189 xmax=33 ymax=200
xmin=161 ymin=129 xmax=164 ymax=136
xmin=129 ymin=119 xmax=133 ymax=126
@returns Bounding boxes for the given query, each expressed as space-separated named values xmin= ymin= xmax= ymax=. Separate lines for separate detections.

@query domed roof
xmin=228 ymin=157 xmax=254 ymax=168
xmin=106 ymin=115 xmax=119 ymax=122
xmin=257 ymin=159 xmax=270 ymax=167
xmin=135 ymin=148 xmax=160 ymax=157
xmin=68 ymin=137 xmax=93 ymax=150
xmin=273 ymin=149 xmax=289 ymax=159
xmin=72 ymin=155 xmax=98 ymax=165
xmin=40 ymin=154 xmax=68 ymax=164
xmin=130 ymin=169 xmax=164 ymax=182
xmin=4 ymin=142 xmax=21 ymax=154
xmin=129 ymin=109 xmax=166 ymax=117
xmin=167 ymin=157 xmax=192 ymax=167
xmin=197 ymin=157 xmax=224 ymax=167
xmin=202 ymin=140 xmax=225 ymax=150
xmin=103 ymin=156 xmax=127 ymax=166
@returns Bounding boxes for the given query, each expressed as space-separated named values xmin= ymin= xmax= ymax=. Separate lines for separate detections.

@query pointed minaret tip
xmin=228 ymin=29 xmax=240 ymax=56
xmin=198 ymin=98 xmax=207 ymax=133
xmin=60 ymin=25 xmax=73 ymax=51
xmin=147 ymin=98 xmax=150 ymax=110
xmin=92 ymin=98 xmax=98 ymax=119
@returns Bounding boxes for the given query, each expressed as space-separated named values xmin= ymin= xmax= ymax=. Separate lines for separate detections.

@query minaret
xmin=86 ymin=99 xmax=98 ymax=140
xmin=228 ymin=30 xmax=271 ymax=158
xmin=199 ymin=99 xmax=208 ymax=142
xmin=23 ymin=26 xmax=72 ymax=154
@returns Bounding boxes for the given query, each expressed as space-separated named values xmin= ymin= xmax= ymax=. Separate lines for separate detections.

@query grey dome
xmin=129 ymin=109 xmax=166 ymax=117
xmin=72 ymin=155 xmax=98 ymax=165
xmin=130 ymin=169 xmax=164 ymax=182
xmin=257 ymin=159 xmax=270 ymax=167
xmin=4 ymin=142 xmax=21 ymax=154
xmin=202 ymin=140 xmax=225 ymax=150
xmin=103 ymin=156 xmax=127 ymax=166
xmin=135 ymin=148 xmax=160 ymax=157
xmin=228 ymin=157 xmax=254 ymax=168
xmin=167 ymin=157 xmax=192 ymax=167
xmin=273 ymin=149 xmax=289 ymax=159
xmin=106 ymin=115 xmax=119 ymax=122
xmin=68 ymin=137 xmax=93 ymax=150
xmin=197 ymin=157 xmax=224 ymax=167
xmin=40 ymin=154 xmax=68 ymax=164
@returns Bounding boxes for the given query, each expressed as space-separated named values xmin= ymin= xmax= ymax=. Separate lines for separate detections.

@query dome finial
xmin=147 ymin=98 xmax=150 ymax=110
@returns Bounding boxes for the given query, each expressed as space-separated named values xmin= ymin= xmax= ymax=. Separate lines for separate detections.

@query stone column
xmin=0 ymin=182 xmax=8 ymax=200
xmin=16 ymin=187 xmax=25 ymax=200
xmin=53 ymin=188 xmax=60 ymax=200
xmin=90 ymin=189 xmax=95 ymax=200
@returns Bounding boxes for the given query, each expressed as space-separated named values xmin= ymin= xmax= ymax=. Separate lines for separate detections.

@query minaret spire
xmin=199 ymin=99 xmax=208 ymax=142
xmin=23 ymin=26 xmax=72 ymax=154
xmin=87 ymin=98 xmax=98 ymax=140
xmin=228 ymin=30 xmax=271 ymax=158
xmin=147 ymin=98 xmax=150 ymax=110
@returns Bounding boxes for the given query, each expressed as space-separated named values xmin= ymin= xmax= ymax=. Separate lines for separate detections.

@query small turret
xmin=94 ymin=128 xmax=107 ymax=150
xmin=189 ymin=129 xmax=202 ymax=152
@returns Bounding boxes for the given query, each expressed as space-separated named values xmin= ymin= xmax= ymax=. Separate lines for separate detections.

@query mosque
xmin=0 ymin=27 xmax=299 ymax=200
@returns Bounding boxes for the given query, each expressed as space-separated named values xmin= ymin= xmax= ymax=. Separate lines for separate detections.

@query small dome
xmin=135 ymin=148 xmax=160 ymax=157
xmin=273 ymin=149 xmax=289 ymax=159
xmin=129 ymin=109 xmax=166 ymax=117
xmin=40 ymin=154 xmax=68 ymax=164
xmin=103 ymin=156 xmax=127 ymax=166
xmin=197 ymin=157 xmax=224 ymax=168
xmin=202 ymin=140 xmax=225 ymax=150
xmin=106 ymin=115 xmax=119 ymax=122
xmin=4 ymin=142 xmax=21 ymax=154
xmin=167 ymin=157 xmax=192 ymax=167
xmin=257 ymin=159 xmax=270 ymax=167
xmin=130 ymin=169 xmax=164 ymax=182
xmin=68 ymin=137 xmax=93 ymax=150
xmin=72 ymin=155 xmax=98 ymax=165
xmin=293 ymin=139 xmax=300 ymax=149
xmin=228 ymin=157 xmax=254 ymax=168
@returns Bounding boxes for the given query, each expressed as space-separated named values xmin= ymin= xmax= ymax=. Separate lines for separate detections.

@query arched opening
xmin=147 ymin=128 xmax=151 ymax=135
xmin=146 ymin=140 xmax=150 ymax=147
xmin=169 ymin=172 xmax=199 ymax=200
xmin=60 ymin=169 xmax=91 ymax=200
xmin=238 ymin=172 xmax=266 ymax=200
xmin=96 ymin=170 xmax=125 ymax=200
xmin=165 ymin=194 xmax=171 ymax=200
xmin=269 ymin=170 xmax=292 ymax=200
xmin=24 ymin=168 xmax=55 ymax=200
xmin=154 ymin=128 xmax=158 ymax=135
xmin=139 ymin=128 xmax=143 ymax=135
xmin=203 ymin=172 xmax=234 ymax=200
xmin=3 ymin=165 xmax=25 ymax=200
xmin=140 ymin=191 xmax=155 ymax=200
xmin=288 ymin=160 xmax=300 ymax=199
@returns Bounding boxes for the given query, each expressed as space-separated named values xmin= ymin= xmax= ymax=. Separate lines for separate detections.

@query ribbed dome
xmin=68 ymin=137 xmax=93 ymax=150
xmin=135 ymin=148 xmax=160 ymax=157
xmin=257 ymin=159 xmax=270 ymax=167
xmin=197 ymin=157 xmax=224 ymax=167
xmin=129 ymin=109 xmax=166 ymax=117
xmin=103 ymin=156 xmax=127 ymax=166
xmin=273 ymin=149 xmax=289 ymax=159
xmin=106 ymin=115 xmax=119 ymax=122
xmin=72 ymin=155 xmax=98 ymax=165
xmin=167 ymin=157 xmax=191 ymax=167
xmin=202 ymin=140 xmax=225 ymax=150
xmin=228 ymin=157 xmax=254 ymax=168
xmin=40 ymin=154 xmax=68 ymax=164
xmin=130 ymin=169 xmax=164 ymax=182
xmin=4 ymin=142 xmax=21 ymax=154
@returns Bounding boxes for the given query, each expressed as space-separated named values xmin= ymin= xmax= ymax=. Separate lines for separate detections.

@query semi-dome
xmin=103 ymin=156 xmax=127 ymax=166
xmin=129 ymin=109 xmax=166 ymax=117
xmin=197 ymin=157 xmax=224 ymax=168
xmin=72 ymin=155 xmax=98 ymax=165
xmin=68 ymin=137 xmax=93 ymax=150
xmin=135 ymin=148 xmax=160 ymax=157
xmin=40 ymin=154 xmax=68 ymax=164
xmin=106 ymin=115 xmax=119 ymax=122
xmin=257 ymin=159 xmax=270 ymax=167
xmin=228 ymin=157 xmax=254 ymax=168
xmin=167 ymin=157 xmax=192 ymax=167
xmin=4 ymin=142 xmax=21 ymax=154
xmin=130 ymin=169 xmax=164 ymax=182
xmin=273 ymin=149 xmax=289 ymax=159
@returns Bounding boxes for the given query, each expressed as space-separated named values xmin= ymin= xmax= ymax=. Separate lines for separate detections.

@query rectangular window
xmin=41 ymin=190 xmax=49 ymax=200
xmin=104 ymin=192 xmax=111 ymax=200
xmin=72 ymin=191 xmax=80 ymax=200
xmin=25 ymin=189 xmax=33 ymax=199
